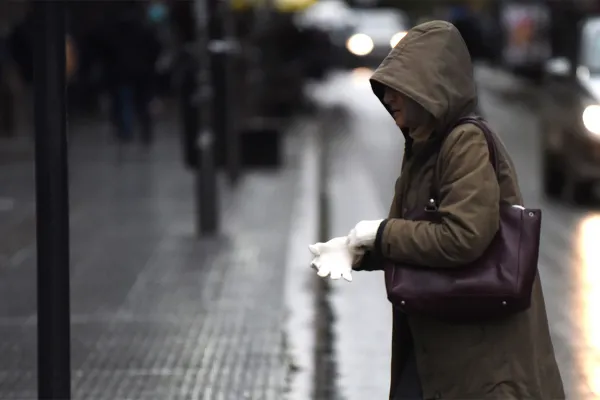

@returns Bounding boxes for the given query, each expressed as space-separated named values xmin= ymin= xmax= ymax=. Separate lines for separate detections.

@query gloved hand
xmin=347 ymin=219 xmax=385 ymax=250
xmin=308 ymin=236 xmax=354 ymax=282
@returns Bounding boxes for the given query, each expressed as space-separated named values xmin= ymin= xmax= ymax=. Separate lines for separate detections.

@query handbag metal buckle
xmin=425 ymin=198 xmax=438 ymax=212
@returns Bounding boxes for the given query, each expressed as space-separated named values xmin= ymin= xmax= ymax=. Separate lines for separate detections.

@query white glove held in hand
xmin=347 ymin=219 xmax=385 ymax=250
xmin=308 ymin=236 xmax=353 ymax=282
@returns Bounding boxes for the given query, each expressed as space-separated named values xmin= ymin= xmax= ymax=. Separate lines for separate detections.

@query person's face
xmin=383 ymin=87 xmax=405 ymax=127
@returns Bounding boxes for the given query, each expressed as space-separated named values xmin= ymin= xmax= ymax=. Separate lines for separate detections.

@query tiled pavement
xmin=0 ymin=114 xmax=318 ymax=399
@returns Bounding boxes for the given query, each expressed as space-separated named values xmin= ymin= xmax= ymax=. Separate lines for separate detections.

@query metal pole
xmin=227 ymin=24 xmax=242 ymax=186
xmin=33 ymin=1 xmax=71 ymax=398
xmin=177 ymin=2 xmax=199 ymax=170
xmin=181 ymin=46 xmax=200 ymax=170
xmin=195 ymin=0 xmax=219 ymax=235
xmin=207 ymin=0 xmax=241 ymax=184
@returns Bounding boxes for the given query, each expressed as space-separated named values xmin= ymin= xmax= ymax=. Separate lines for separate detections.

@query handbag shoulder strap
xmin=429 ymin=116 xmax=500 ymax=203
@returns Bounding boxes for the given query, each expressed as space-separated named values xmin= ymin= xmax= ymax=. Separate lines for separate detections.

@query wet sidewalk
xmin=0 ymin=115 xmax=320 ymax=399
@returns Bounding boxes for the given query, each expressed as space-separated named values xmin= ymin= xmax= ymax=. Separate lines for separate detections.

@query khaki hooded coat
xmin=356 ymin=20 xmax=565 ymax=400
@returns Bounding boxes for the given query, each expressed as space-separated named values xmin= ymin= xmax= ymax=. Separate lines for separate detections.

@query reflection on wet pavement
xmin=577 ymin=214 xmax=600 ymax=397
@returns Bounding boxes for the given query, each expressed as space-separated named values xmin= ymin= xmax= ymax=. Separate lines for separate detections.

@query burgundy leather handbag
xmin=384 ymin=117 xmax=541 ymax=323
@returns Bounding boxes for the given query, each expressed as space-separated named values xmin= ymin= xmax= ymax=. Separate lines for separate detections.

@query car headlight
xmin=346 ymin=33 xmax=373 ymax=56
xmin=390 ymin=31 xmax=407 ymax=48
xmin=582 ymin=105 xmax=600 ymax=136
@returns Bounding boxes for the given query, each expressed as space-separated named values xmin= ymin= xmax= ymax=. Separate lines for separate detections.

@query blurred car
xmin=296 ymin=0 xmax=354 ymax=31
xmin=342 ymin=8 xmax=410 ymax=67
xmin=540 ymin=16 xmax=600 ymax=203
xmin=295 ymin=0 xmax=355 ymax=77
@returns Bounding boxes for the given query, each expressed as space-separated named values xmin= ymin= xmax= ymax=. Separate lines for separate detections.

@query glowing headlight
xmin=390 ymin=31 xmax=407 ymax=48
xmin=582 ymin=105 xmax=600 ymax=136
xmin=346 ymin=33 xmax=374 ymax=56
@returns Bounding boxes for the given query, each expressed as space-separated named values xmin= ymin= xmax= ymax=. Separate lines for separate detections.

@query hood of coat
xmin=370 ymin=20 xmax=478 ymax=137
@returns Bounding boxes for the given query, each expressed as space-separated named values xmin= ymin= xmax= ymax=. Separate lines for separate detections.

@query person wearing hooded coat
xmin=346 ymin=21 xmax=565 ymax=400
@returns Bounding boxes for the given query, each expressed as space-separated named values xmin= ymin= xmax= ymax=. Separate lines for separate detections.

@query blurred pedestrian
xmin=345 ymin=21 xmax=564 ymax=400
xmin=94 ymin=2 xmax=160 ymax=146
xmin=65 ymin=34 xmax=77 ymax=81
xmin=449 ymin=5 xmax=486 ymax=61
xmin=7 ymin=12 xmax=33 ymax=86
xmin=0 ymin=29 xmax=15 ymax=136
xmin=448 ymin=6 xmax=486 ymax=117
xmin=146 ymin=0 xmax=174 ymax=99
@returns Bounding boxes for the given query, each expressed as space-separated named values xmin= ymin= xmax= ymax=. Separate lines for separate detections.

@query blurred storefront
xmin=497 ymin=0 xmax=551 ymax=79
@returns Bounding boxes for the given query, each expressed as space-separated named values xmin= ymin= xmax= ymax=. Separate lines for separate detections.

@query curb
xmin=284 ymin=119 xmax=320 ymax=400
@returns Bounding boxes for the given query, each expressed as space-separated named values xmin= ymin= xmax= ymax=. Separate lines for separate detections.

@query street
xmin=0 ymin=63 xmax=598 ymax=399
xmin=311 ymin=65 xmax=600 ymax=399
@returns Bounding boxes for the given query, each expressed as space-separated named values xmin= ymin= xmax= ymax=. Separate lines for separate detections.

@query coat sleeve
xmin=374 ymin=126 xmax=500 ymax=268
xmin=352 ymin=251 xmax=378 ymax=271
xmin=352 ymin=191 xmax=401 ymax=271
